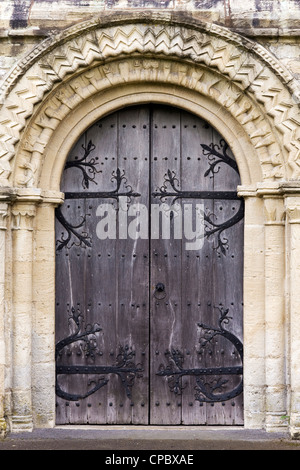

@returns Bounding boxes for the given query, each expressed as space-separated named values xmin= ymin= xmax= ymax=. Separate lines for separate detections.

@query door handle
xmin=154 ymin=282 xmax=166 ymax=300
xmin=155 ymin=283 xmax=165 ymax=293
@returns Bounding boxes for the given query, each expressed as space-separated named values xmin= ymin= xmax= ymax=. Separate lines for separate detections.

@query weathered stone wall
xmin=1 ymin=0 xmax=300 ymax=31
xmin=1 ymin=1 xmax=300 ymax=86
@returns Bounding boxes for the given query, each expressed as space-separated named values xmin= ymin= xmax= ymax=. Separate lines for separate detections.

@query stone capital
xmin=41 ymin=190 xmax=65 ymax=206
xmin=284 ymin=195 xmax=300 ymax=224
xmin=279 ymin=182 xmax=300 ymax=196
xmin=236 ymin=185 xmax=257 ymax=198
xmin=256 ymin=182 xmax=282 ymax=197
xmin=263 ymin=196 xmax=286 ymax=226
xmin=0 ymin=203 xmax=9 ymax=230
xmin=11 ymin=203 xmax=37 ymax=231
xmin=15 ymin=188 xmax=43 ymax=204
xmin=286 ymin=205 xmax=300 ymax=224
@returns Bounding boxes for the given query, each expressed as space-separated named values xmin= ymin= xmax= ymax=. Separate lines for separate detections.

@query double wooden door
xmin=55 ymin=105 xmax=244 ymax=425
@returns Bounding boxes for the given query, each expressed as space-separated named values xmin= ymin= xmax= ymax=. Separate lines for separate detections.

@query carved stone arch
xmin=17 ymin=60 xmax=264 ymax=190
xmin=0 ymin=11 xmax=300 ymax=188
xmin=2 ymin=11 xmax=300 ymax=436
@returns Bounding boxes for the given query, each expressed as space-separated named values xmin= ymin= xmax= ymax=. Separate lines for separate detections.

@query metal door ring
xmin=154 ymin=283 xmax=166 ymax=300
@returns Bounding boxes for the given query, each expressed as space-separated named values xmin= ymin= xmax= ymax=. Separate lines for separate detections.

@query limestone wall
xmin=1 ymin=1 xmax=300 ymax=88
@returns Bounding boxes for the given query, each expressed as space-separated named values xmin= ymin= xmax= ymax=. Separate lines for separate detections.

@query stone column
xmin=238 ymin=187 xmax=265 ymax=429
xmin=285 ymin=194 xmax=300 ymax=438
xmin=32 ymin=191 xmax=64 ymax=428
xmin=0 ymin=202 xmax=8 ymax=436
xmin=10 ymin=191 xmax=41 ymax=432
xmin=262 ymin=194 xmax=287 ymax=431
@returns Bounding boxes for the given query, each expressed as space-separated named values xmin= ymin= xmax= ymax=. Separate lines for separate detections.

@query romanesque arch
xmin=1 ymin=11 xmax=300 ymax=436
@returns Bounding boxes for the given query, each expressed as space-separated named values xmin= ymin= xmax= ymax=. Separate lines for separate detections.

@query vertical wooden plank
xmin=197 ymin=122 xmax=224 ymax=425
xmin=150 ymin=106 xmax=182 ymax=425
xmin=115 ymin=106 xmax=150 ymax=424
xmin=83 ymin=113 xmax=118 ymax=424
xmin=55 ymin=133 xmax=93 ymax=425
xmin=180 ymin=112 xmax=214 ymax=425
xmin=209 ymin=129 xmax=244 ymax=425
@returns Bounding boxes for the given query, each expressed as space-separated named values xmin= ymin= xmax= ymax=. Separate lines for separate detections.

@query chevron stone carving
xmin=14 ymin=57 xmax=283 ymax=186
xmin=0 ymin=13 xmax=300 ymax=187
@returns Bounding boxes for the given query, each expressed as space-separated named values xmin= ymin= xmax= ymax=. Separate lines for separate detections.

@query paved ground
xmin=0 ymin=426 xmax=300 ymax=451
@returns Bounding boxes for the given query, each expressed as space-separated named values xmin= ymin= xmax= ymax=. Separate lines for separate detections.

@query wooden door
xmin=55 ymin=105 xmax=244 ymax=425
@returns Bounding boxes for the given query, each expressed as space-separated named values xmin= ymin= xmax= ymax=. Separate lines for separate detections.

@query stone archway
xmin=1 ymin=11 xmax=300 ymax=436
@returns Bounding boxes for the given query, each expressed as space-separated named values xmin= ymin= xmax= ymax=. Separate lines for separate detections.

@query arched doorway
xmin=3 ymin=9 xmax=300 ymax=435
xmin=55 ymin=105 xmax=244 ymax=425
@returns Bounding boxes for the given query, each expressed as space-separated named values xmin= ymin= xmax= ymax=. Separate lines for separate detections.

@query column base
xmin=11 ymin=414 xmax=33 ymax=433
xmin=290 ymin=413 xmax=300 ymax=439
xmin=265 ymin=412 xmax=289 ymax=433
xmin=0 ymin=418 xmax=7 ymax=438
xmin=290 ymin=425 xmax=300 ymax=439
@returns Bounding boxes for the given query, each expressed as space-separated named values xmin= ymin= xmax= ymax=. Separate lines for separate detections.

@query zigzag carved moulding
xmin=0 ymin=14 xmax=300 ymax=187
xmin=15 ymin=57 xmax=283 ymax=187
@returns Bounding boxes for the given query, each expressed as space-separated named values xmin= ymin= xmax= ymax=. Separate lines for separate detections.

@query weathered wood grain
xmin=55 ymin=105 xmax=244 ymax=425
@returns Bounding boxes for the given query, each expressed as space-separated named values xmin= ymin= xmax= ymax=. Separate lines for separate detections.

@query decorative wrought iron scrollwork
xmin=55 ymin=307 xmax=143 ymax=401
xmin=195 ymin=306 xmax=243 ymax=402
xmin=63 ymin=168 xmax=141 ymax=202
xmin=56 ymin=163 xmax=141 ymax=250
xmin=152 ymin=138 xmax=244 ymax=254
xmin=152 ymin=168 xmax=240 ymax=203
xmin=152 ymin=169 xmax=244 ymax=255
xmin=156 ymin=306 xmax=243 ymax=403
xmin=204 ymin=201 xmax=244 ymax=254
xmin=201 ymin=139 xmax=239 ymax=178
xmin=65 ymin=140 xmax=99 ymax=189
xmin=55 ymin=207 xmax=92 ymax=251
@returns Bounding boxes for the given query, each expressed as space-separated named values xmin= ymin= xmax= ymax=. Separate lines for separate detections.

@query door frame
xmin=54 ymin=104 xmax=244 ymax=425
xmin=31 ymin=82 xmax=275 ymax=431
xmin=7 ymin=83 xmax=287 ymax=433
xmin=1 ymin=13 xmax=298 ymax=435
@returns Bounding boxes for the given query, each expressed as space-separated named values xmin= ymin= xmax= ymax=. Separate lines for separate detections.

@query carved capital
xmin=286 ymin=205 xmax=300 ymax=224
xmin=263 ymin=197 xmax=285 ymax=226
xmin=0 ymin=203 xmax=9 ymax=230
xmin=285 ymin=195 xmax=300 ymax=224
xmin=11 ymin=204 xmax=36 ymax=231
xmin=41 ymin=190 xmax=65 ymax=206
